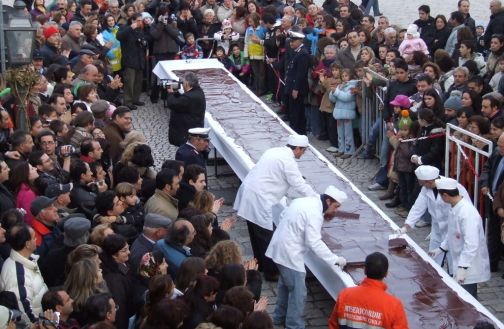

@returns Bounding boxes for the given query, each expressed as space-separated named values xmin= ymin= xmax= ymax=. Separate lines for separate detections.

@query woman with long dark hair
xmin=9 ymin=162 xmax=39 ymax=226
xmin=429 ymin=15 xmax=451 ymax=54
xmin=420 ymin=88 xmax=445 ymax=120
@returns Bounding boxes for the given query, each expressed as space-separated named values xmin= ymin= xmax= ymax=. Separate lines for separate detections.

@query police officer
xmin=284 ymin=30 xmax=310 ymax=135
xmin=175 ymin=127 xmax=210 ymax=169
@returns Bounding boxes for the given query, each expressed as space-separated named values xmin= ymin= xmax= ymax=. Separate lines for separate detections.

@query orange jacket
xmin=328 ymin=278 xmax=409 ymax=329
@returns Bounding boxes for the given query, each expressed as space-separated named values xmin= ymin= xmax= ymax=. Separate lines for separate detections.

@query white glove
xmin=428 ymin=248 xmax=443 ymax=259
xmin=396 ymin=226 xmax=408 ymax=235
xmin=335 ymin=256 xmax=347 ymax=268
xmin=455 ymin=267 xmax=466 ymax=284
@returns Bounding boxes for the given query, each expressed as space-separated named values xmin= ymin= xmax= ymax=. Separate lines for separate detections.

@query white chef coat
xmin=405 ymin=177 xmax=470 ymax=264
xmin=265 ymin=196 xmax=339 ymax=273
xmin=233 ymin=146 xmax=317 ymax=230
xmin=440 ymin=197 xmax=491 ymax=285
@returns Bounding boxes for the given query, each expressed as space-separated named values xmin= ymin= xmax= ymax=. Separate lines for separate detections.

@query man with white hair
xmin=484 ymin=0 xmax=504 ymax=49
xmin=61 ymin=21 xmax=83 ymax=53
xmin=234 ymin=135 xmax=318 ymax=281
xmin=266 ymin=185 xmax=348 ymax=329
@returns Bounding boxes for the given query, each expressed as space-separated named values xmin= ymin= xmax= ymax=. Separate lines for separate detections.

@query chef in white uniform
xmin=265 ymin=186 xmax=347 ymax=329
xmin=398 ymin=165 xmax=470 ymax=267
xmin=233 ymin=134 xmax=317 ymax=281
xmin=429 ymin=177 xmax=491 ymax=298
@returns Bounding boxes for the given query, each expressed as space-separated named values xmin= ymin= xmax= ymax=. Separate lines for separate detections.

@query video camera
xmin=160 ymin=78 xmax=182 ymax=90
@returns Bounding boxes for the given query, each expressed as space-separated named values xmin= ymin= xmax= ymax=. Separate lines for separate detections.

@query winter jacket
xmin=319 ymin=77 xmax=338 ymax=113
xmin=399 ymin=37 xmax=429 ymax=57
xmin=329 ymin=81 xmax=358 ymax=120
xmin=328 ymin=278 xmax=408 ymax=329
xmin=144 ymin=189 xmax=179 ymax=221
xmin=459 ymin=52 xmax=486 ymax=77
xmin=430 ymin=25 xmax=452 ymax=54
xmin=0 ymin=183 xmax=15 ymax=214
xmin=100 ymin=27 xmax=122 ymax=72
xmin=484 ymin=9 xmax=504 ymax=49
xmin=153 ymin=239 xmax=190 ymax=279
xmin=445 ymin=24 xmax=465 ymax=56
xmin=213 ymin=30 xmax=240 ymax=54
xmin=0 ymin=250 xmax=48 ymax=323
xmin=414 ymin=16 xmax=436 ymax=47
xmin=413 ymin=124 xmax=445 ymax=170
xmin=116 ymin=25 xmax=150 ymax=70
xmin=102 ymin=122 xmax=126 ymax=164
xmin=166 ymin=86 xmax=206 ymax=147
xmin=16 ymin=183 xmax=37 ymax=227
xmin=101 ymin=255 xmax=133 ymax=329
xmin=228 ymin=52 xmax=251 ymax=76
xmin=69 ymin=182 xmax=96 ymax=219
xmin=149 ymin=22 xmax=180 ymax=55
xmin=244 ymin=26 xmax=266 ymax=60
xmin=181 ymin=43 xmax=203 ymax=59
xmin=390 ymin=135 xmax=415 ymax=173
xmin=334 ymin=46 xmax=359 ymax=71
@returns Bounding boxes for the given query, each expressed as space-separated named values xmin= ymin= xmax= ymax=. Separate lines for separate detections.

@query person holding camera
xmin=149 ymin=5 xmax=183 ymax=103
xmin=165 ymin=72 xmax=206 ymax=147
xmin=116 ymin=13 xmax=152 ymax=110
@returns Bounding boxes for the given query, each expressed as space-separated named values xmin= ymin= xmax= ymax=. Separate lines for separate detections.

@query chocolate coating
xmin=173 ymin=68 xmax=496 ymax=328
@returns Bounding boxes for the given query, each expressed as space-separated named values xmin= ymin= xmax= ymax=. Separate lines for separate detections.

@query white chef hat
xmin=287 ymin=134 xmax=309 ymax=147
xmin=435 ymin=177 xmax=459 ymax=191
xmin=324 ymin=185 xmax=348 ymax=204
xmin=415 ymin=165 xmax=439 ymax=180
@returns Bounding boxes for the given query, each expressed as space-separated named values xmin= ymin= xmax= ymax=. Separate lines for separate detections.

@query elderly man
xmin=175 ymin=128 xmax=210 ymax=170
xmin=153 ymin=219 xmax=195 ymax=279
xmin=129 ymin=213 xmax=172 ymax=272
xmin=398 ymin=165 xmax=470 ymax=266
xmin=30 ymin=196 xmax=62 ymax=256
xmin=72 ymin=64 xmax=99 ymax=86
xmin=71 ymin=50 xmax=97 ymax=75
xmin=484 ymin=1 xmax=504 ymax=49
xmin=103 ymin=106 xmax=133 ymax=164
xmin=234 ymin=135 xmax=317 ymax=281
xmin=266 ymin=186 xmax=348 ymax=329
xmin=430 ymin=177 xmax=491 ymax=298
xmin=166 ymin=72 xmax=206 ymax=147
xmin=62 ymin=21 xmax=83 ymax=54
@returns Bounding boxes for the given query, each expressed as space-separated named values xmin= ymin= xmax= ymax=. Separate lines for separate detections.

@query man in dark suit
xmin=175 ymin=127 xmax=210 ymax=170
xmin=129 ymin=213 xmax=172 ymax=272
xmin=480 ymin=133 xmax=504 ymax=272
xmin=284 ymin=31 xmax=310 ymax=135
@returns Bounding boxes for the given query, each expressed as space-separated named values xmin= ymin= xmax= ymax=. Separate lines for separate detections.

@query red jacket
xmin=328 ymin=278 xmax=409 ymax=329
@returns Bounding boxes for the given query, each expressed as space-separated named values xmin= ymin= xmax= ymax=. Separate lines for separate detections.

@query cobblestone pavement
xmin=133 ymin=86 xmax=504 ymax=327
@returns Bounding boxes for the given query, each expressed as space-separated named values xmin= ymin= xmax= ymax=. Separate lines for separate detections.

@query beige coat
xmin=145 ymin=189 xmax=179 ymax=221
xmin=319 ymin=77 xmax=339 ymax=113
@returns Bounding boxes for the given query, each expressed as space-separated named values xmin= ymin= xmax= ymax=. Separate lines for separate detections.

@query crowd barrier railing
xmin=444 ymin=123 xmax=493 ymax=215
xmin=196 ymin=36 xmax=245 ymax=58
xmin=360 ymin=75 xmax=387 ymax=158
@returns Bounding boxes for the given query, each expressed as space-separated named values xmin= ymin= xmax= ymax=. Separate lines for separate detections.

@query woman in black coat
xmin=100 ymin=234 xmax=134 ymax=329
xmin=166 ymin=72 xmax=206 ymax=147
xmin=429 ymin=15 xmax=452 ymax=54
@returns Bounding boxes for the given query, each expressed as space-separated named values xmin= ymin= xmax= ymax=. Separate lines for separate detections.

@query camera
xmin=160 ymin=79 xmax=182 ymax=90
xmin=59 ymin=145 xmax=77 ymax=158
xmin=137 ymin=36 xmax=148 ymax=48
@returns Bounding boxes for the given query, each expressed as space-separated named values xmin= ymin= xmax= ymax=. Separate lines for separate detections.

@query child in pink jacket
xmin=399 ymin=24 xmax=429 ymax=60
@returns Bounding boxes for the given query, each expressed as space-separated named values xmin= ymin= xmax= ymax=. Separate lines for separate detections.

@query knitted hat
xmin=444 ymin=90 xmax=463 ymax=111
xmin=44 ymin=25 xmax=59 ymax=39
xmin=222 ymin=19 xmax=232 ymax=30
xmin=406 ymin=24 xmax=419 ymax=38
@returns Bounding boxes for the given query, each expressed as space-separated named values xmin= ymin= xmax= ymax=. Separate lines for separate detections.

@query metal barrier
xmin=444 ymin=123 xmax=493 ymax=213
xmin=196 ymin=36 xmax=244 ymax=58
xmin=360 ymin=82 xmax=386 ymax=158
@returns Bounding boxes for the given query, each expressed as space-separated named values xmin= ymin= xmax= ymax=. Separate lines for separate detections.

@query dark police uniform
xmin=175 ymin=142 xmax=206 ymax=169
xmin=285 ymin=41 xmax=310 ymax=135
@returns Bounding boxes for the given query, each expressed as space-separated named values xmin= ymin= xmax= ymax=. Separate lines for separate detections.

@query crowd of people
xmin=1 ymin=0 xmax=504 ymax=327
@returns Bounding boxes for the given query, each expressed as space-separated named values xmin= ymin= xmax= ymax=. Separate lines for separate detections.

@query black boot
xmin=385 ymin=194 xmax=401 ymax=208
xmin=150 ymin=85 xmax=159 ymax=103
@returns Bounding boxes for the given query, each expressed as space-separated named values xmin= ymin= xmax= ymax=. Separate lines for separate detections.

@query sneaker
xmin=415 ymin=219 xmax=431 ymax=228
xmin=264 ymin=93 xmax=273 ymax=101
xmin=340 ymin=154 xmax=352 ymax=159
xmin=368 ymin=183 xmax=386 ymax=191
xmin=334 ymin=152 xmax=344 ymax=157
xmin=133 ymin=101 xmax=145 ymax=106
xmin=358 ymin=153 xmax=374 ymax=159
xmin=326 ymin=146 xmax=339 ymax=153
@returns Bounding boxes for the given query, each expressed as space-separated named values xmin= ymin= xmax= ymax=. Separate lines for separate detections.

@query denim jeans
xmin=273 ymin=264 xmax=307 ymax=329
xmin=337 ymin=119 xmax=355 ymax=155
xmin=305 ymin=106 xmax=321 ymax=137
xmin=364 ymin=0 xmax=381 ymax=15
xmin=364 ymin=120 xmax=380 ymax=156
